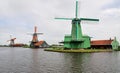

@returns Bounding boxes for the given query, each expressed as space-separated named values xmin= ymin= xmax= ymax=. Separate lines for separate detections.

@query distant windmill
xmin=28 ymin=26 xmax=43 ymax=48
xmin=55 ymin=0 xmax=99 ymax=49
xmin=7 ymin=35 xmax=16 ymax=46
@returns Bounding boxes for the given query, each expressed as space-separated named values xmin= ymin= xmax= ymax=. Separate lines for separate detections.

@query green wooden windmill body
xmin=55 ymin=0 xmax=99 ymax=49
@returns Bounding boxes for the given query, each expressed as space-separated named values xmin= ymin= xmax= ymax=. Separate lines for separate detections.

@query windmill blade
xmin=80 ymin=18 xmax=99 ymax=21
xmin=27 ymin=33 xmax=43 ymax=35
xmin=90 ymin=36 xmax=93 ymax=38
xmin=55 ymin=18 xmax=73 ymax=20
xmin=36 ymin=33 xmax=43 ymax=35
xmin=12 ymin=38 xmax=16 ymax=40
xmin=7 ymin=40 xmax=10 ymax=42
xmin=75 ymin=0 xmax=78 ymax=18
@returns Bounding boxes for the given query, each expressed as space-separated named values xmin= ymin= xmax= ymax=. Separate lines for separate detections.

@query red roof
xmin=91 ymin=40 xmax=113 ymax=45
xmin=12 ymin=43 xmax=24 ymax=47
xmin=35 ymin=41 xmax=44 ymax=46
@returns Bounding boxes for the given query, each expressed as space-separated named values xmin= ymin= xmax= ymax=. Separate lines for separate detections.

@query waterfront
xmin=0 ymin=47 xmax=120 ymax=73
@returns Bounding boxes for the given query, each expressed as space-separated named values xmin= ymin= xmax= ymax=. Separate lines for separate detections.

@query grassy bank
xmin=44 ymin=48 xmax=113 ymax=53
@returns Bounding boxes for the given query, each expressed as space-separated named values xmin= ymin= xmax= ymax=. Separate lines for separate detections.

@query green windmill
xmin=55 ymin=0 xmax=99 ymax=49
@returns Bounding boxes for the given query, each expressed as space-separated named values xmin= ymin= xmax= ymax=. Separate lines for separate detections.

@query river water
xmin=0 ymin=47 xmax=120 ymax=73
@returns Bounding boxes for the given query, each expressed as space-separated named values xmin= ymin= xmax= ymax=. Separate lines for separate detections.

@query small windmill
xmin=55 ymin=0 xmax=99 ymax=49
xmin=29 ymin=26 xmax=43 ymax=48
xmin=7 ymin=35 xmax=16 ymax=46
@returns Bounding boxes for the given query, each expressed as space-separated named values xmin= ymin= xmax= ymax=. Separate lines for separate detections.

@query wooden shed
xmin=90 ymin=37 xmax=119 ymax=49
xmin=91 ymin=39 xmax=113 ymax=49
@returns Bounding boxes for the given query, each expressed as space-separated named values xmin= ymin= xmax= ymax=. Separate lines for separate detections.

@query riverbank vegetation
xmin=44 ymin=48 xmax=113 ymax=53
xmin=44 ymin=45 xmax=120 ymax=53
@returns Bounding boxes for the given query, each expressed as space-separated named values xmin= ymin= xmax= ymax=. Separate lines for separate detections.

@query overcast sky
xmin=0 ymin=0 xmax=120 ymax=45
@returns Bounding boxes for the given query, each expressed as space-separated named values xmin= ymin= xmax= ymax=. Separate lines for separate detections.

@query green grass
xmin=44 ymin=48 xmax=113 ymax=53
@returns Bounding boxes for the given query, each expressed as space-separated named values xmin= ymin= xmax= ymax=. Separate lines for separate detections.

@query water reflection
xmin=0 ymin=47 xmax=120 ymax=73
xmin=30 ymin=49 xmax=40 ymax=73
xmin=61 ymin=53 xmax=91 ymax=73
xmin=61 ymin=52 xmax=120 ymax=73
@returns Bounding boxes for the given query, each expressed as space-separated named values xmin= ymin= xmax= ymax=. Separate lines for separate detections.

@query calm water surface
xmin=0 ymin=47 xmax=120 ymax=73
